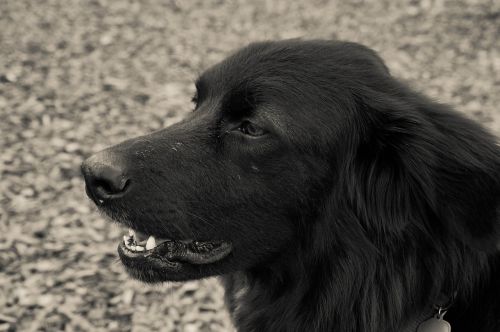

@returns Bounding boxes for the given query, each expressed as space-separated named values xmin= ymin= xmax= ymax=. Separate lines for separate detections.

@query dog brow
xmin=221 ymin=83 xmax=259 ymax=119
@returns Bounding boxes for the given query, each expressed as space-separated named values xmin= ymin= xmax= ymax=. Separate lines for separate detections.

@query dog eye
xmin=238 ymin=121 xmax=266 ymax=137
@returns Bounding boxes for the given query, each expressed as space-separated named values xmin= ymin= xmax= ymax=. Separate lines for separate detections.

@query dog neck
xmin=221 ymin=237 xmax=499 ymax=332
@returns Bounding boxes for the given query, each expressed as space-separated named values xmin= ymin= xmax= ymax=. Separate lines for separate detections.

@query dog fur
xmin=84 ymin=40 xmax=500 ymax=331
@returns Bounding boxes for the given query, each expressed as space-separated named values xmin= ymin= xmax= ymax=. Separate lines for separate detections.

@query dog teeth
xmin=146 ymin=236 xmax=156 ymax=250
xmin=123 ymin=230 xmax=159 ymax=252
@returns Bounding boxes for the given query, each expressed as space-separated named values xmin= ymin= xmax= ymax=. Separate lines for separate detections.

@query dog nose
xmin=81 ymin=153 xmax=130 ymax=204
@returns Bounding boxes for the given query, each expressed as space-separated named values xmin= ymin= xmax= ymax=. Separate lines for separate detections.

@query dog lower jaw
xmin=117 ymin=240 xmax=233 ymax=282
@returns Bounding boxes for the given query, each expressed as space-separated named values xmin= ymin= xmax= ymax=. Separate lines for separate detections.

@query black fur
xmin=85 ymin=40 xmax=500 ymax=331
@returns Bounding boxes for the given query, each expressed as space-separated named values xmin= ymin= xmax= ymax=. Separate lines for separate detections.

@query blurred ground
xmin=0 ymin=0 xmax=499 ymax=331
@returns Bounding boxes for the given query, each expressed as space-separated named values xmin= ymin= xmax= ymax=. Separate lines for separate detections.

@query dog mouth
xmin=119 ymin=228 xmax=232 ymax=266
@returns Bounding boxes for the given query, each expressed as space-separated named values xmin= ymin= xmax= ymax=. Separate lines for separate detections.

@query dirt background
xmin=1 ymin=0 xmax=499 ymax=331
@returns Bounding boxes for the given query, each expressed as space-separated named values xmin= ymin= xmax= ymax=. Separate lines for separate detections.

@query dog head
xmin=82 ymin=40 xmax=500 ymax=284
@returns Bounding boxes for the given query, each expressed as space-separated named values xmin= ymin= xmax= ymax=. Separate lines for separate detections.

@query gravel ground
xmin=1 ymin=0 xmax=499 ymax=331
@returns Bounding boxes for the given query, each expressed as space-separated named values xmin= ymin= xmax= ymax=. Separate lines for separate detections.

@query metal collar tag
xmin=417 ymin=308 xmax=451 ymax=332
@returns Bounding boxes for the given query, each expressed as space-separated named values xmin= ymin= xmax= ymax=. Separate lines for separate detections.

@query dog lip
xmin=118 ymin=237 xmax=232 ymax=265
xmin=118 ymin=243 xmax=182 ymax=271
xmin=174 ymin=240 xmax=232 ymax=264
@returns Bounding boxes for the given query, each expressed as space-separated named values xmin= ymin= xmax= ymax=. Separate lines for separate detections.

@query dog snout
xmin=81 ymin=152 xmax=130 ymax=204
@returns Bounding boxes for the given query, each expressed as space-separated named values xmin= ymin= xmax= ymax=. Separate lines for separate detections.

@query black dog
xmin=82 ymin=40 xmax=500 ymax=332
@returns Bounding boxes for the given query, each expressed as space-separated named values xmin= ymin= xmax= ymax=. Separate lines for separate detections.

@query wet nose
xmin=81 ymin=153 xmax=130 ymax=204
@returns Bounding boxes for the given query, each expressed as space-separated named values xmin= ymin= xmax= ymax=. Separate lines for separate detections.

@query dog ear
xmin=348 ymin=93 xmax=500 ymax=252
xmin=422 ymin=104 xmax=500 ymax=252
